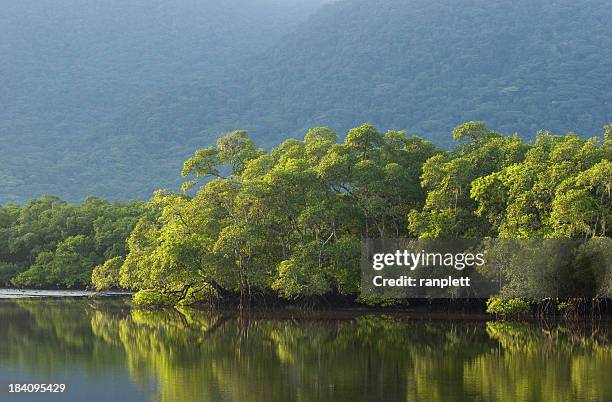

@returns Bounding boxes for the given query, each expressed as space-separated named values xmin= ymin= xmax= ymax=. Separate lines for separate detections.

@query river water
xmin=0 ymin=297 xmax=610 ymax=402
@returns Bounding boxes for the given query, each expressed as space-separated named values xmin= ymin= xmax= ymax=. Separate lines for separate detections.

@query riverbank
xmin=2 ymin=288 xmax=610 ymax=320
xmin=0 ymin=288 xmax=133 ymax=299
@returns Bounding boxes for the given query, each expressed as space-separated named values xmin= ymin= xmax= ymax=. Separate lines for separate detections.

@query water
xmin=0 ymin=299 xmax=610 ymax=402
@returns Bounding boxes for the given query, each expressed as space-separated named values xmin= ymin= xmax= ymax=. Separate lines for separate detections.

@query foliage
xmin=117 ymin=124 xmax=437 ymax=304
xmin=2 ymin=121 xmax=610 ymax=310
xmin=92 ymin=256 xmax=124 ymax=291
xmin=0 ymin=197 xmax=146 ymax=288
xmin=117 ymin=122 xmax=610 ymax=306
xmin=132 ymin=289 xmax=179 ymax=307
xmin=486 ymin=297 xmax=531 ymax=317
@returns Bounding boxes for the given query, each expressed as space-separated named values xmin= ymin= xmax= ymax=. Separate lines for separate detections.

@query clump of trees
xmin=1 ymin=122 xmax=610 ymax=309
xmin=0 ymin=197 xmax=146 ymax=288
xmin=116 ymin=126 xmax=439 ymax=305
xmin=114 ymin=122 xmax=611 ymax=306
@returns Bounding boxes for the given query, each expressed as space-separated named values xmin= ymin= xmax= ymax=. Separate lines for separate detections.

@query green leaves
xmin=12 ymin=235 xmax=96 ymax=288
xmin=2 ymin=197 xmax=146 ymax=288
xmin=216 ymin=131 xmax=263 ymax=174
xmin=181 ymin=147 xmax=220 ymax=180
xmin=409 ymin=130 xmax=526 ymax=238
xmin=92 ymin=256 xmax=124 ymax=291
xmin=551 ymin=160 xmax=612 ymax=237
xmin=181 ymin=131 xmax=264 ymax=193
xmin=5 ymin=121 xmax=609 ymax=306
xmin=345 ymin=124 xmax=384 ymax=157
xmin=115 ymin=123 xmax=440 ymax=304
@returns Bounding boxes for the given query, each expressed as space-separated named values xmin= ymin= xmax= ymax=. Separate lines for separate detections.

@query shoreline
xmin=2 ymin=289 xmax=610 ymax=322
xmin=0 ymin=288 xmax=133 ymax=299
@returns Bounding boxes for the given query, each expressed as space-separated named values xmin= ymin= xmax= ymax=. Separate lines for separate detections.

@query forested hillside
xmin=129 ymin=0 xmax=612 ymax=146
xmin=1 ymin=0 xmax=611 ymax=203
xmin=0 ymin=0 xmax=327 ymax=203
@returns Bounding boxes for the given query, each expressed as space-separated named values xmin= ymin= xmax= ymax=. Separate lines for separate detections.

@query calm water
xmin=0 ymin=299 xmax=610 ymax=402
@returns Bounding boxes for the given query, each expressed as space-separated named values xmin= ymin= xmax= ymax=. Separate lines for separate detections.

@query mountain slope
xmin=129 ymin=0 xmax=612 ymax=142
xmin=0 ymin=0 xmax=327 ymax=203
xmin=2 ymin=0 xmax=612 ymax=203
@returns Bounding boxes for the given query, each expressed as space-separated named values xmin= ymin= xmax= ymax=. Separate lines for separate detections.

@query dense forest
xmin=0 ymin=0 xmax=327 ymax=203
xmin=1 ymin=122 xmax=610 ymax=312
xmin=0 ymin=198 xmax=147 ymax=288
xmin=2 ymin=0 xmax=612 ymax=203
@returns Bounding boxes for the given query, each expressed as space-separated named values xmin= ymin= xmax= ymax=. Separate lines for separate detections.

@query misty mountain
xmin=1 ymin=0 xmax=611 ymax=203
xmin=0 ymin=0 xmax=327 ymax=203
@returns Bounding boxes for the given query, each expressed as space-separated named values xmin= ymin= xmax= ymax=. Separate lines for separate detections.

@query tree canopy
xmin=1 ymin=122 xmax=610 ymax=309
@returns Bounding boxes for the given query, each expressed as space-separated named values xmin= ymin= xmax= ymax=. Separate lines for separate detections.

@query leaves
xmin=3 ymin=121 xmax=610 ymax=306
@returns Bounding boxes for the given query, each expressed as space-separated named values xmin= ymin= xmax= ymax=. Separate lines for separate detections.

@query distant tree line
xmin=0 ymin=197 xmax=147 ymax=288
xmin=1 ymin=122 xmax=610 ymax=310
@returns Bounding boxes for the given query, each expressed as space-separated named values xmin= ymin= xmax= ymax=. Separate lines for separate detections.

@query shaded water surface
xmin=0 ymin=299 xmax=610 ymax=402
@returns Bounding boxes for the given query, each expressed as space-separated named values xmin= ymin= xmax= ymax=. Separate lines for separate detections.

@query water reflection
xmin=0 ymin=299 xmax=610 ymax=402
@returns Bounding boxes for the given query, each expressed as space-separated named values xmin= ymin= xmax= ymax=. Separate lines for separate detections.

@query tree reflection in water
xmin=0 ymin=299 xmax=610 ymax=402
